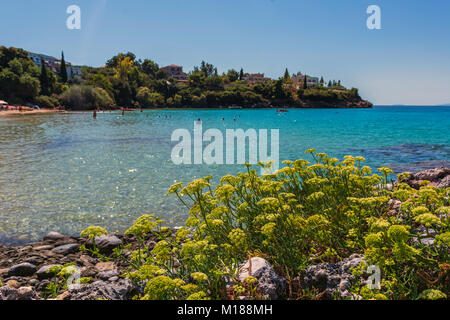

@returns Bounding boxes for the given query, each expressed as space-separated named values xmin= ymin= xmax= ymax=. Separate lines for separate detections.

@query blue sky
xmin=1 ymin=0 xmax=450 ymax=105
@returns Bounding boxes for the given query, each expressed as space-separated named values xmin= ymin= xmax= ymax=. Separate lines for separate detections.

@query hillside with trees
xmin=0 ymin=46 xmax=372 ymax=110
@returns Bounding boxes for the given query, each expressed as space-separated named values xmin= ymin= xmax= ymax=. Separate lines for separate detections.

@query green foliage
xmin=60 ymin=85 xmax=114 ymax=110
xmin=80 ymin=226 xmax=108 ymax=240
xmin=60 ymin=51 xmax=68 ymax=83
xmin=34 ymin=95 xmax=60 ymax=108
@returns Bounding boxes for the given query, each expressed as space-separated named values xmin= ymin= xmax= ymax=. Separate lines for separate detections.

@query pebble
xmin=52 ymin=243 xmax=80 ymax=255
xmin=8 ymin=263 xmax=37 ymax=277
xmin=44 ymin=232 xmax=66 ymax=241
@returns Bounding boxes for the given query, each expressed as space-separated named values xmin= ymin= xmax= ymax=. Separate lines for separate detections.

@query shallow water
xmin=0 ymin=106 xmax=449 ymax=244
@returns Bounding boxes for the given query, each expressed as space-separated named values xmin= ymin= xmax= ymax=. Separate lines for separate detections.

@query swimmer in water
xmin=93 ymin=110 xmax=97 ymax=119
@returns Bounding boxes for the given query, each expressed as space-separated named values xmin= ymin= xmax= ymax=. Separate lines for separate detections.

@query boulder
xmin=94 ymin=235 xmax=123 ymax=253
xmin=399 ymin=167 xmax=450 ymax=189
xmin=68 ymin=279 xmax=135 ymax=300
xmin=8 ymin=263 xmax=37 ymax=277
xmin=238 ymin=257 xmax=286 ymax=299
xmin=97 ymin=270 xmax=120 ymax=280
xmin=302 ymin=254 xmax=365 ymax=299
xmin=44 ymin=232 xmax=67 ymax=241
xmin=36 ymin=265 xmax=62 ymax=280
xmin=52 ymin=243 xmax=80 ymax=255
xmin=0 ymin=286 xmax=40 ymax=300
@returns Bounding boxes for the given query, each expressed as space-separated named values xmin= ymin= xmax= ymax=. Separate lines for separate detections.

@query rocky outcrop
xmin=302 ymin=254 xmax=366 ymax=299
xmin=0 ymin=232 xmax=141 ymax=300
xmin=301 ymin=98 xmax=372 ymax=109
xmin=398 ymin=167 xmax=450 ymax=189
xmin=238 ymin=257 xmax=287 ymax=299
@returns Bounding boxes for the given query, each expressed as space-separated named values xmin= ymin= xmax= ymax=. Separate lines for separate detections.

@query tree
xmin=303 ymin=75 xmax=307 ymax=90
xmin=39 ymin=59 xmax=51 ymax=95
xmin=114 ymin=56 xmax=134 ymax=81
xmin=141 ymin=59 xmax=159 ymax=77
xmin=60 ymin=51 xmax=68 ymax=83
xmin=227 ymin=69 xmax=239 ymax=82
xmin=239 ymin=68 xmax=244 ymax=81
xmin=106 ymin=52 xmax=136 ymax=68
xmin=284 ymin=68 xmax=290 ymax=81
xmin=320 ymin=76 xmax=324 ymax=86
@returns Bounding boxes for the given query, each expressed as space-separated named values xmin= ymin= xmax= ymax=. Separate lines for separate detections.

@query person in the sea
xmin=93 ymin=109 xmax=97 ymax=119
xmin=196 ymin=118 xmax=202 ymax=125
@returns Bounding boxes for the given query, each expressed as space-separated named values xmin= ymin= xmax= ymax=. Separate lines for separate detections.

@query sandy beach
xmin=0 ymin=109 xmax=65 ymax=118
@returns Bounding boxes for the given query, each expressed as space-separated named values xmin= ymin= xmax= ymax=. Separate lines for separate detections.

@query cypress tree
xmin=239 ymin=68 xmax=244 ymax=81
xmin=284 ymin=68 xmax=290 ymax=81
xmin=303 ymin=75 xmax=307 ymax=90
xmin=60 ymin=51 xmax=68 ymax=83
xmin=39 ymin=58 xmax=49 ymax=95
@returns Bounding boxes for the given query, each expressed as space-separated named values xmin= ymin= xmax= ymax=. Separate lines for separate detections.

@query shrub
xmin=34 ymin=95 xmax=60 ymax=108
xmin=59 ymin=85 xmax=114 ymax=110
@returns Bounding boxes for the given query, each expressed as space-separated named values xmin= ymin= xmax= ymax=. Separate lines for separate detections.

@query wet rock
xmin=8 ymin=263 xmax=37 ymax=277
xmin=37 ymin=265 xmax=62 ymax=280
xmin=68 ymin=279 xmax=135 ymax=300
xmin=302 ymin=254 xmax=365 ymax=299
xmin=238 ymin=257 xmax=286 ymax=299
xmin=399 ymin=167 xmax=450 ymax=189
xmin=94 ymin=235 xmax=123 ymax=253
xmin=44 ymin=232 xmax=66 ymax=241
xmin=52 ymin=243 xmax=80 ymax=255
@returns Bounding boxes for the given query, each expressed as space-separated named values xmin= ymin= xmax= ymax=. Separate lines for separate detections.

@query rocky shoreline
xmin=1 ymin=167 xmax=448 ymax=300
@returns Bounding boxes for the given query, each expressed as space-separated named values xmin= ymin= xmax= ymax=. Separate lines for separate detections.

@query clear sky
xmin=1 ymin=0 xmax=450 ymax=105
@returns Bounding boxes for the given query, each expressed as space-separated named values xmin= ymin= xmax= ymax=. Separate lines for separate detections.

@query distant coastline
xmin=1 ymin=46 xmax=372 ymax=112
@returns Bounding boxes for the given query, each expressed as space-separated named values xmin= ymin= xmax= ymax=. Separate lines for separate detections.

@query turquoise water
xmin=0 ymin=106 xmax=449 ymax=244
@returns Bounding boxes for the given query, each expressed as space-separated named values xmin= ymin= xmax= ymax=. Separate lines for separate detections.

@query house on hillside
xmin=27 ymin=51 xmax=82 ymax=80
xmin=161 ymin=65 xmax=187 ymax=81
xmin=242 ymin=73 xmax=271 ymax=84
xmin=292 ymin=74 xmax=319 ymax=88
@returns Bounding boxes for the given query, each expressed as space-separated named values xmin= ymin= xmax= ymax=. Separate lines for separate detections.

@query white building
xmin=292 ymin=74 xmax=319 ymax=88
xmin=27 ymin=51 xmax=82 ymax=79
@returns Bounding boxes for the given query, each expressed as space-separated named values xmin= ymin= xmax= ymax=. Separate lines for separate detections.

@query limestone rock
xmin=238 ymin=257 xmax=286 ymax=299
xmin=302 ymin=254 xmax=365 ymax=299
xmin=68 ymin=279 xmax=135 ymax=300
